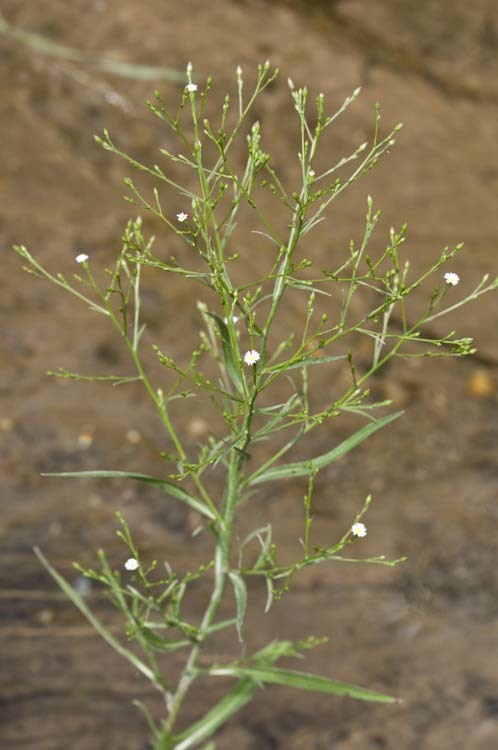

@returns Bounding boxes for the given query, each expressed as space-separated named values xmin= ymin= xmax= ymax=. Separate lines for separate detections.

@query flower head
xmin=75 ymin=253 xmax=89 ymax=264
xmin=243 ymin=349 xmax=260 ymax=366
xmin=124 ymin=557 xmax=139 ymax=571
xmin=186 ymin=83 xmax=198 ymax=93
xmin=444 ymin=272 xmax=460 ymax=287
xmin=176 ymin=212 xmax=188 ymax=223
xmin=351 ymin=522 xmax=367 ymax=538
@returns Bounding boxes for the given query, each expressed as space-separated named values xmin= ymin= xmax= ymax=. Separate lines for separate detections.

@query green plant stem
xmin=157 ymin=376 xmax=258 ymax=745
xmin=93 ymin=279 xmax=220 ymax=523
xmin=158 ymin=448 xmax=246 ymax=746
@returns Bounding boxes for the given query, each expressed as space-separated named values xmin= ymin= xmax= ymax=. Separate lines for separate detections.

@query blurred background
xmin=2 ymin=1 xmax=498 ymax=749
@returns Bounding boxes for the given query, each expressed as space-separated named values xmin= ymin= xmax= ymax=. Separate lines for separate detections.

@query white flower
xmin=75 ymin=253 xmax=89 ymax=264
xmin=124 ymin=557 xmax=139 ymax=571
xmin=287 ymin=77 xmax=295 ymax=90
xmin=176 ymin=212 xmax=188 ymax=222
xmin=351 ymin=522 xmax=367 ymax=538
xmin=444 ymin=272 xmax=460 ymax=286
xmin=224 ymin=315 xmax=239 ymax=324
xmin=186 ymin=83 xmax=198 ymax=93
xmin=243 ymin=349 xmax=260 ymax=366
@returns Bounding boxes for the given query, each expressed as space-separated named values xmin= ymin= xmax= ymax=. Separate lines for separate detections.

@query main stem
xmin=156 ymin=446 xmax=245 ymax=748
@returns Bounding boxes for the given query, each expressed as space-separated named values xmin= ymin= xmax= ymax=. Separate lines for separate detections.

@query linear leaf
xmin=173 ymin=678 xmax=257 ymax=750
xmin=204 ymin=618 xmax=238 ymax=634
xmin=207 ymin=666 xmax=397 ymax=703
xmin=283 ymin=354 xmax=346 ymax=371
xmin=287 ymin=280 xmax=331 ymax=296
xmin=265 ymin=354 xmax=345 ymax=373
xmin=174 ymin=640 xmax=292 ymax=750
xmin=264 ymin=575 xmax=274 ymax=613
xmin=228 ymin=571 xmax=247 ymax=642
xmin=34 ymin=547 xmax=158 ymax=685
xmin=135 ymin=625 xmax=190 ymax=653
xmin=41 ymin=470 xmax=216 ymax=521
xmin=206 ymin=313 xmax=243 ymax=393
xmin=0 ymin=16 xmax=184 ymax=81
xmin=250 ymin=411 xmax=402 ymax=484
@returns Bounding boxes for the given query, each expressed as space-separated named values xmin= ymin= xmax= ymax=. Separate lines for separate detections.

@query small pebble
xmin=78 ymin=431 xmax=94 ymax=448
xmin=88 ymin=493 xmax=103 ymax=508
xmin=49 ymin=521 xmax=62 ymax=537
xmin=126 ymin=429 xmax=141 ymax=444
xmin=466 ymin=369 xmax=496 ymax=399
xmin=188 ymin=417 xmax=208 ymax=437
xmin=36 ymin=608 xmax=54 ymax=626
xmin=0 ymin=417 xmax=13 ymax=432
xmin=74 ymin=576 xmax=92 ymax=595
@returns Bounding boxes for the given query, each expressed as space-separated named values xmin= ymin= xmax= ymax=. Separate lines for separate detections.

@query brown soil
xmin=2 ymin=2 xmax=498 ymax=749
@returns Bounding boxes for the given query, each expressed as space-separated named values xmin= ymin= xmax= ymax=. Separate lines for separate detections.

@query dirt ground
xmin=2 ymin=1 xmax=498 ymax=749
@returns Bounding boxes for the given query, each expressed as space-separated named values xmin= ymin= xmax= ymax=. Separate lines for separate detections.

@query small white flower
xmin=444 ymin=272 xmax=460 ymax=287
xmin=75 ymin=253 xmax=89 ymax=264
xmin=224 ymin=315 xmax=239 ymax=324
xmin=124 ymin=557 xmax=139 ymax=571
xmin=351 ymin=522 xmax=367 ymax=538
xmin=287 ymin=77 xmax=295 ymax=90
xmin=243 ymin=349 xmax=260 ymax=366
xmin=186 ymin=83 xmax=198 ymax=93
xmin=176 ymin=212 xmax=188 ymax=223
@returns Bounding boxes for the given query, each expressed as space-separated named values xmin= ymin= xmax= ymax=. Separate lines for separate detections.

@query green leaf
xmin=239 ymin=524 xmax=273 ymax=571
xmin=204 ymin=618 xmax=238 ymax=634
xmin=135 ymin=625 xmax=190 ymax=653
xmin=206 ymin=313 xmax=243 ymax=393
xmin=41 ymin=470 xmax=216 ymax=521
xmin=264 ymin=575 xmax=274 ymax=613
xmin=265 ymin=353 xmax=345 ymax=374
xmin=0 ymin=15 xmax=184 ymax=82
xmin=287 ymin=280 xmax=331 ymax=296
xmin=173 ymin=678 xmax=257 ymax=750
xmin=253 ymin=639 xmax=298 ymax=663
xmin=228 ymin=571 xmax=247 ymax=642
xmin=173 ymin=640 xmax=293 ymax=750
xmin=34 ymin=547 xmax=159 ymax=686
xmin=250 ymin=411 xmax=402 ymax=485
xmin=283 ymin=354 xmax=346 ymax=372
xmin=207 ymin=666 xmax=397 ymax=703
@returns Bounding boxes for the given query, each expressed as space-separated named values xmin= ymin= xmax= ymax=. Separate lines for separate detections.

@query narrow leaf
xmin=204 ymin=618 xmax=237 ymax=634
xmin=173 ymin=640 xmax=292 ymax=750
xmin=41 ymin=470 xmax=216 ymax=521
xmin=282 ymin=354 xmax=346 ymax=372
xmin=207 ymin=666 xmax=396 ymax=703
xmin=264 ymin=575 xmax=274 ymax=613
xmin=0 ymin=15 xmax=184 ymax=81
xmin=287 ymin=280 xmax=331 ymax=296
xmin=251 ymin=411 xmax=402 ymax=485
xmin=173 ymin=678 xmax=257 ymax=750
xmin=265 ymin=354 xmax=345 ymax=374
xmin=228 ymin=571 xmax=247 ymax=642
xmin=34 ymin=547 xmax=158 ymax=685
xmin=135 ymin=625 xmax=190 ymax=653
xmin=206 ymin=313 xmax=243 ymax=393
